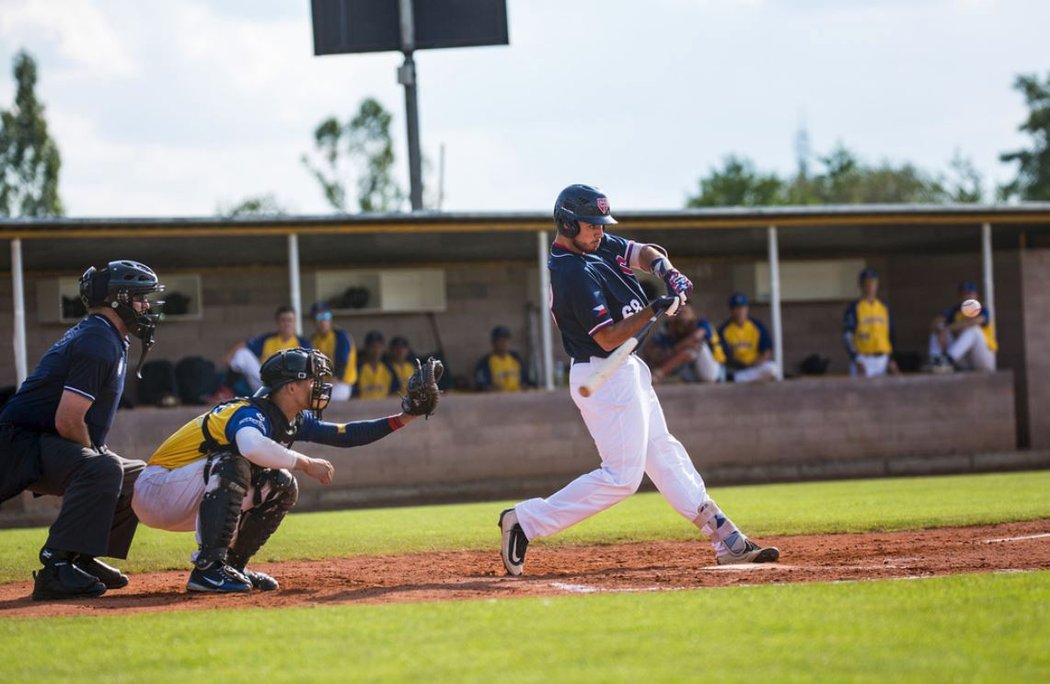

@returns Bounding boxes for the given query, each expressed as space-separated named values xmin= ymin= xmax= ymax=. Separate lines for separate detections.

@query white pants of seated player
xmin=850 ymin=353 xmax=889 ymax=378
xmin=229 ymin=347 xmax=263 ymax=392
xmin=678 ymin=344 xmax=725 ymax=383
xmin=514 ymin=354 xmax=746 ymax=556
xmin=927 ymin=327 xmax=996 ymax=371
xmin=733 ymin=359 xmax=778 ymax=383
xmin=132 ymin=462 xmax=280 ymax=561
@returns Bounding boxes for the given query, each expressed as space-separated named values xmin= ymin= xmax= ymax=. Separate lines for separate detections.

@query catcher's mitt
xmin=401 ymin=357 xmax=443 ymax=418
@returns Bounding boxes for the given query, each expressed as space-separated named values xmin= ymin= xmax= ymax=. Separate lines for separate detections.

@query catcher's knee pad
xmin=197 ymin=451 xmax=251 ymax=566
xmin=228 ymin=469 xmax=299 ymax=570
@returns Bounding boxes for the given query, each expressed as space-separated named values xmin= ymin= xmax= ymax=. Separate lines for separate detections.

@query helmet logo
xmin=596 ymin=197 xmax=610 ymax=214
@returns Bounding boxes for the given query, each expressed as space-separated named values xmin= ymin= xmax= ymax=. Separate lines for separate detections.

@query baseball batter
xmin=499 ymin=184 xmax=779 ymax=575
xmin=132 ymin=348 xmax=441 ymax=593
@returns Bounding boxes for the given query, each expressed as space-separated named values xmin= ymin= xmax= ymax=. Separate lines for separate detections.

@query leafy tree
xmin=1000 ymin=73 xmax=1050 ymax=201
xmin=218 ymin=193 xmax=287 ymax=217
xmin=686 ymin=155 xmax=785 ymax=207
xmin=944 ymin=151 xmax=984 ymax=203
xmin=806 ymin=145 xmax=948 ymax=204
xmin=0 ymin=50 xmax=62 ymax=217
xmin=302 ymin=98 xmax=404 ymax=212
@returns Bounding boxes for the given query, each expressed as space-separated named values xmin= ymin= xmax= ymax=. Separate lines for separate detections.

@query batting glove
xmin=651 ymin=257 xmax=693 ymax=300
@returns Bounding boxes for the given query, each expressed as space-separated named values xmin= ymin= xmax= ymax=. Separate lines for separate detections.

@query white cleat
xmin=498 ymin=508 xmax=529 ymax=576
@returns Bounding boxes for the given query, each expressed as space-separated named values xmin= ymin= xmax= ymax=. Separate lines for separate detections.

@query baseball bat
xmin=578 ymin=297 xmax=680 ymax=398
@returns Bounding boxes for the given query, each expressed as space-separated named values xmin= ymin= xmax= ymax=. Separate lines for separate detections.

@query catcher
xmin=131 ymin=347 xmax=441 ymax=593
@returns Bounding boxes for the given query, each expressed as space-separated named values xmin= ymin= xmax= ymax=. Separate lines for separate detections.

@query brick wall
xmin=1 ymin=371 xmax=1022 ymax=524
xmin=1021 ymin=250 xmax=1050 ymax=448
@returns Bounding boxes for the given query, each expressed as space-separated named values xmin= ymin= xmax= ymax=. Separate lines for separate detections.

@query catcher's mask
xmin=255 ymin=347 xmax=334 ymax=415
xmin=79 ymin=260 xmax=164 ymax=378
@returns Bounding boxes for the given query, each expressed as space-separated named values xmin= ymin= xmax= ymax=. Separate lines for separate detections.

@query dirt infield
xmin=2 ymin=520 xmax=1048 ymax=618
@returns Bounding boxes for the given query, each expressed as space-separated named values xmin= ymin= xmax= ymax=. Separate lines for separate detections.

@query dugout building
xmin=2 ymin=204 xmax=1049 ymax=524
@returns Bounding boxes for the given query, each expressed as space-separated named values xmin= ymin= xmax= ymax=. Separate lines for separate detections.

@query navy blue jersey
xmin=0 ymin=314 xmax=128 ymax=447
xmin=549 ymin=234 xmax=648 ymax=360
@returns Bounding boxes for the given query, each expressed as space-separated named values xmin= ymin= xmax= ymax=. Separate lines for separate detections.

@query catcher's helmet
xmin=79 ymin=260 xmax=164 ymax=341
xmin=255 ymin=347 xmax=334 ymax=413
xmin=553 ymin=184 xmax=617 ymax=238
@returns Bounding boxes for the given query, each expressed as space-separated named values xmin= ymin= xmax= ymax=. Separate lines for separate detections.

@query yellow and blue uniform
xmin=718 ymin=317 xmax=771 ymax=369
xmin=246 ymin=332 xmax=311 ymax=361
xmin=311 ymin=328 xmax=358 ymax=385
xmin=356 ymin=360 xmax=398 ymax=399
xmin=475 ymin=351 xmax=529 ymax=391
xmin=652 ymin=319 xmax=727 ymax=365
xmin=390 ymin=359 xmax=417 ymax=394
xmin=843 ymin=298 xmax=894 ymax=358
xmin=148 ymin=397 xmax=404 ymax=470
xmin=944 ymin=303 xmax=998 ymax=352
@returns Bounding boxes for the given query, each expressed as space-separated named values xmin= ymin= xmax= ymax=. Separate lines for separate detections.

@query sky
xmin=0 ymin=0 xmax=1046 ymax=217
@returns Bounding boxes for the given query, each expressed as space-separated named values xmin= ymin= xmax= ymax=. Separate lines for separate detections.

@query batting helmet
xmin=256 ymin=347 xmax=334 ymax=414
xmin=79 ymin=260 xmax=164 ymax=341
xmin=553 ymin=184 xmax=617 ymax=238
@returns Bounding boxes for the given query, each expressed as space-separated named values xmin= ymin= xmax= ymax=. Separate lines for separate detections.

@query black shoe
xmin=186 ymin=562 xmax=252 ymax=593
xmin=73 ymin=555 xmax=129 ymax=589
xmin=32 ymin=550 xmax=107 ymax=601
xmin=239 ymin=568 xmax=279 ymax=591
xmin=498 ymin=508 xmax=529 ymax=576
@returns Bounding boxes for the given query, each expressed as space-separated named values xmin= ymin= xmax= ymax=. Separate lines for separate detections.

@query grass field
xmin=1 ymin=470 xmax=1049 ymax=682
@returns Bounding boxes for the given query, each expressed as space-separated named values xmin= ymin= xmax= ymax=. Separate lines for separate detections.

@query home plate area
xmin=0 ymin=520 xmax=1047 ymax=618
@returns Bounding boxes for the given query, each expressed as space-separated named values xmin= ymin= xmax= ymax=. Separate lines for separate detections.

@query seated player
xmin=355 ymin=331 xmax=398 ymax=399
xmin=387 ymin=336 xmax=417 ymax=394
xmin=308 ymin=301 xmax=357 ymax=400
xmin=474 ymin=325 xmax=530 ymax=392
xmin=224 ymin=305 xmax=311 ymax=393
xmin=927 ymin=280 xmax=997 ymax=372
xmin=132 ymin=348 xmax=439 ymax=593
xmin=644 ymin=304 xmax=726 ymax=384
xmin=718 ymin=293 xmax=778 ymax=382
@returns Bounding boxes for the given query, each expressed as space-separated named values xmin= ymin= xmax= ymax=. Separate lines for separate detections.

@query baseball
xmin=961 ymin=299 xmax=982 ymax=317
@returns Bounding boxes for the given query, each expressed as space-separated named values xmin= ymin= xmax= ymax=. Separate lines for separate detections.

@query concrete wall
xmin=2 ymin=371 xmax=1029 ymax=526
xmin=1021 ymin=250 xmax=1050 ymax=448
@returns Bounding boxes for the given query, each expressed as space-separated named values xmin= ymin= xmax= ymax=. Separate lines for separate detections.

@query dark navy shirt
xmin=0 ymin=314 xmax=129 ymax=447
xmin=549 ymin=234 xmax=648 ymax=360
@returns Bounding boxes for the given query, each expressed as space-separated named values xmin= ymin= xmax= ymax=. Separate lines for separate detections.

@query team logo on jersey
xmin=615 ymin=255 xmax=634 ymax=275
xmin=596 ymin=197 xmax=610 ymax=214
xmin=593 ymin=304 xmax=608 ymax=317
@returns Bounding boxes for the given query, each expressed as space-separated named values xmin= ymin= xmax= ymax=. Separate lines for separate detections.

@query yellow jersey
xmin=844 ymin=298 xmax=893 ymax=355
xmin=356 ymin=360 xmax=397 ymax=399
xmin=946 ymin=303 xmax=998 ymax=352
xmin=718 ymin=317 xmax=772 ymax=367
xmin=474 ymin=352 xmax=527 ymax=391
xmin=311 ymin=328 xmax=358 ymax=384
xmin=148 ymin=399 xmax=279 ymax=470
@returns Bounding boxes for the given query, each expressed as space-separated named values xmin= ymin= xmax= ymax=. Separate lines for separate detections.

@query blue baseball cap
xmin=310 ymin=301 xmax=333 ymax=320
xmin=858 ymin=268 xmax=879 ymax=283
xmin=728 ymin=292 xmax=749 ymax=308
xmin=491 ymin=325 xmax=512 ymax=340
xmin=958 ymin=280 xmax=978 ymax=294
xmin=364 ymin=330 xmax=384 ymax=346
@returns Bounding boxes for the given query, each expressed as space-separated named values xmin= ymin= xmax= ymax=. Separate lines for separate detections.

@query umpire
xmin=0 ymin=260 xmax=164 ymax=600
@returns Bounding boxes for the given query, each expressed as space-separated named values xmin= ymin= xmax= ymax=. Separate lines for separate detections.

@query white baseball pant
xmin=514 ymin=354 xmax=741 ymax=555
xmin=733 ymin=359 xmax=779 ymax=383
xmin=928 ymin=327 xmax=996 ymax=371
xmin=850 ymin=354 xmax=890 ymax=378
xmin=229 ymin=347 xmax=263 ymax=392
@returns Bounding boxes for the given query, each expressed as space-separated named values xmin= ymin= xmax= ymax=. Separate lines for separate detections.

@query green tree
xmin=218 ymin=193 xmax=287 ymax=217
xmin=686 ymin=155 xmax=785 ymax=207
xmin=1000 ymin=73 xmax=1050 ymax=201
xmin=804 ymin=145 xmax=948 ymax=204
xmin=0 ymin=50 xmax=63 ymax=217
xmin=302 ymin=98 xmax=404 ymax=212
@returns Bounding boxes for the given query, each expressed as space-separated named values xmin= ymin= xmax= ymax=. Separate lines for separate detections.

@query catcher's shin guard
xmin=227 ymin=468 xmax=299 ymax=571
xmin=196 ymin=451 xmax=251 ymax=567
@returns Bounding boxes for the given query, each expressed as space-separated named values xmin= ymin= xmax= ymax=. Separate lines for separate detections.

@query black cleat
xmin=716 ymin=539 xmax=780 ymax=565
xmin=73 ymin=555 xmax=129 ymax=589
xmin=186 ymin=562 xmax=252 ymax=593
xmin=498 ymin=508 xmax=529 ymax=576
xmin=32 ymin=556 xmax=107 ymax=601
xmin=240 ymin=568 xmax=279 ymax=591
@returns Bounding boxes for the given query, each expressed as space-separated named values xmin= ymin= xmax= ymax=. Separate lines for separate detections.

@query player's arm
xmin=297 ymin=412 xmax=419 ymax=449
xmin=233 ymin=427 xmax=334 ymax=484
xmin=842 ymin=303 xmax=859 ymax=361
xmin=54 ymin=390 xmax=93 ymax=448
xmin=631 ymin=244 xmax=693 ymax=300
xmin=947 ymin=314 xmax=985 ymax=333
xmin=591 ymin=299 xmax=675 ymax=352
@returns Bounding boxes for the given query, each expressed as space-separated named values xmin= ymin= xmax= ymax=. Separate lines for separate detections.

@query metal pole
xmin=11 ymin=238 xmax=28 ymax=386
xmin=288 ymin=233 xmax=302 ymax=336
xmin=437 ymin=143 xmax=446 ymax=211
xmin=767 ymin=226 xmax=783 ymax=381
xmin=399 ymin=0 xmax=423 ymax=211
xmin=982 ymin=222 xmax=996 ymax=321
xmin=538 ymin=230 xmax=554 ymax=390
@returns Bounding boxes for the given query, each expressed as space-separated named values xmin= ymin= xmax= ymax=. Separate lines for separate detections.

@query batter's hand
xmin=301 ymin=457 xmax=335 ymax=485
xmin=650 ymin=257 xmax=693 ymax=300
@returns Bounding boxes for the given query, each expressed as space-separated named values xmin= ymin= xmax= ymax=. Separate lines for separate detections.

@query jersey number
xmin=621 ymin=299 xmax=644 ymax=318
